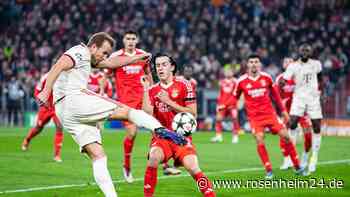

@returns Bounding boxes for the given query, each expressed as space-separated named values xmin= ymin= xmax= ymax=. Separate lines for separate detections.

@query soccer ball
xmin=172 ymin=112 xmax=197 ymax=136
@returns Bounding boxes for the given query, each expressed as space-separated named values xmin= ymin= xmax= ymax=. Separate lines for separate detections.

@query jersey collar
xmin=160 ymin=80 xmax=174 ymax=89
xmin=124 ymin=49 xmax=136 ymax=57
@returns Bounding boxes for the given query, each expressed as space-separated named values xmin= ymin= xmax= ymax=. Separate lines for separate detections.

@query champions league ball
xmin=172 ymin=112 xmax=197 ymax=136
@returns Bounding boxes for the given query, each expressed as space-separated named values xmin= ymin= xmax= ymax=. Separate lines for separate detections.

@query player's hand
xmin=155 ymin=127 xmax=187 ymax=146
xmin=157 ymin=90 xmax=172 ymax=105
xmin=37 ymin=89 xmax=50 ymax=107
xmin=216 ymin=105 xmax=225 ymax=111
xmin=139 ymin=52 xmax=152 ymax=62
xmin=282 ymin=111 xmax=290 ymax=125
xmin=141 ymin=75 xmax=151 ymax=90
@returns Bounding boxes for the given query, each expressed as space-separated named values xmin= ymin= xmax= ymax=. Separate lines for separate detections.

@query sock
xmin=128 ymin=109 xmax=162 ymax=131
xmin=289 ymin=128 xmax=297 ymax=145
xmin=215 ymin=121 xmax=222 ymax=136
xmin=232 ymin=119 xmax=240 ymax=135
xmin=123 ymin=137 xmax=134 ymax=171
xmin=304 ymin=132 xmax=312 ymax=153
xmin=284 ymin=139 xmax=300 ymax=169
xmin=312 ymin=133 xmax=322 ymax=155
xmin=54 ymin=131 xmax=63 ymax=157
xmin=279 ymin=137 xmax=289 ymax=157
xmin=144 ymin=166 xmax=158 ymax=197
xmin=25 ymin=127 xmax=42 ymax=142
xmin=92 ymin=157 xmax=117 ymax=197
xmin=257 ymin=144 xmax=272 ymax=172
xmin=193 ymin=172 xmax=216 ymax=197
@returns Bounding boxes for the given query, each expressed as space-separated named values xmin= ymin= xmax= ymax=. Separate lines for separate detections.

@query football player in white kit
xmin=37 ymin=32 xmax=187 ymax=197
xmin=280 ymin=43 xmax=323 ymax=175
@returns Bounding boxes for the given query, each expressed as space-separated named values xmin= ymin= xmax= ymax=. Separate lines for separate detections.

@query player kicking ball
xmin=234 ymin=54 xmax=305 ymax=179
xmin=37 ymin=32 xmax=187 ymax=197
xmin=142 ymin=54 xmax=216 ymax=197
xmin=275 ymin=57 xmax=313 ymax=170
xmin=279 ymin=44 xmax=324 ymax=175
xmin=22 ymin=72 xmax=64 ymax=162
xmin=210 ymin=65 xmax=241 ymax=144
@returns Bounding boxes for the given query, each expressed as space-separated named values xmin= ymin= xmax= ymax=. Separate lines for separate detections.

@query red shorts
xmin=36 ymin=106 xmax=57 ymax=127
xmin=250 ymin=115 xmax=285 ymax=135
xmin=216 ymin=105 xmax=238 ymax=119
xmin=117 ymin=97 xmax=143 ymax=127
xmin=149 ymin=136 xmax=196 ymax=166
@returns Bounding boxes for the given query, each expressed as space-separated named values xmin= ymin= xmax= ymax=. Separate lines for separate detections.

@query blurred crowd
xmin=0 ymin=0 xmax=349 ymax=125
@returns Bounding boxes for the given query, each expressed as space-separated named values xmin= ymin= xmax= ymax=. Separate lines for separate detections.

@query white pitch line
xmin=1 ymin=159 xmax=349 ymax=194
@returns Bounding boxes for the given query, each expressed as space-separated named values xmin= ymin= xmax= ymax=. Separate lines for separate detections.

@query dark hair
xmin=152 ymin=53 xmax=177 ymax=75
xmin=247 ymin=54 xmax=261 ymax=61
xmin=123 ymin=30 xmax=138 ymax=37
xmin=87 ymin=32 xmax=115 ymax=48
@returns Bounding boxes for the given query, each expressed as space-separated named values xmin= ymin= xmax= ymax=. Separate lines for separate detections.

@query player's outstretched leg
xmin=85 ymin=143 xmax=117 ymax=197
xmin=211 ymin=112 xmax=223 ymax=143
xmin=182 ymin=155 xmax=216 ymax=197
xmin=122 ymin=123 xmax=137 ymax=183
xmin=53 ymin=115 xmax=63 ymax=162
xmin=254 ymin=132 xmax=273 ymax=179
xmin=22 ymin=125 xmax=44 ymax=151
xmin=144 ymin=147 xmax=164 ymax=197
xmin=309 ymin=119 xmax=322 ymax=174
xmin=279 ymin=137 xmax=292 ymax=170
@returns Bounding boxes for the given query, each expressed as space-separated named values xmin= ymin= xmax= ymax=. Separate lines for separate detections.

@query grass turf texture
xmin=0 ymin=127 xmax=349 ymax=196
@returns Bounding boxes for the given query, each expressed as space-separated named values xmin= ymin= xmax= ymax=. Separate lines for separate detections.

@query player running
xmin=234 ymin=54 xmax=304 ymax=179
xmin=275 ymin=57 xmax=313 ymax=170
xmin=110 ymin=30 xmax=153 ymax=182
xmin=37 ymin=32 xmax=187 ymax=197
xmin=142 ymin=54 xmax=216 ymax=197
xmin=21 ymin=72 xmax=64 ymax=162
xmin=211 ymin=65 xmax=241 ymax=144
xmin=279 ymin=44 xmax=324 ymax=175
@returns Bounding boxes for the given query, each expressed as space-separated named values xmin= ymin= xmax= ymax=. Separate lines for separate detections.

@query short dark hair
xmin=87 ymin=32 xmax=115 ymax=48
xmin=152 ymin=53 xmax=177 ymax=75
xmin=123 ymin=30 xmax=138 ymax=37
xmin=247 ymin=54 xmax=261 ymax=61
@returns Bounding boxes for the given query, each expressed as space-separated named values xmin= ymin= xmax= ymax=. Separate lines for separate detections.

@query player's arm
xmin=161 ymin=96 xmax=197 ymax=117
xmin=270 ymin=84 xmax=289 ymax=122
xmin=96 ymin=53 xmax=152 ymax=69
xmin=37 ymin=55 xmax=74 ymax=105
xmin=141 ymin=76 xmax=154 ymax=115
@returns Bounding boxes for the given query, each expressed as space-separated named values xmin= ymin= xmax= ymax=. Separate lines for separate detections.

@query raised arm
xmin=97 ymin=53 xmax=152 ymax=69
xmin=141 ymin=76 xmax=154 ymax=115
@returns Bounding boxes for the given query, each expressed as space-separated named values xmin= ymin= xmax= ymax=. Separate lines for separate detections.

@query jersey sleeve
xmin=283 ymin=64 xmax=296 ymax=80
xmin=315 ymin=60 xmax=322 ymax=73
xmin=270 ymin=79 xmax=286 ymax=113
xmin=63 ymin=45 xmax=89 ymax=67
xmin=233 ymin=80 xmax=242 ymax=99
xmin=148 ymin=89 xmax=156 ymax=107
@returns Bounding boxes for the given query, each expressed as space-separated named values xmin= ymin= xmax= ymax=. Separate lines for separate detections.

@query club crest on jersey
xmin=171 ymin=89 xmax=179 ymax=98
xmin=246 ymin=83 xmax=252 ymax=89
xmin=260 ymin=79 xmax=266 ymax=87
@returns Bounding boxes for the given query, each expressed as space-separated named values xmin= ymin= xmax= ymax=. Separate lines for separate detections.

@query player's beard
xmin=91 ymin=55 xmax=97 ymax=67
xmin=301 ymin=57 xmax=309 ymax=63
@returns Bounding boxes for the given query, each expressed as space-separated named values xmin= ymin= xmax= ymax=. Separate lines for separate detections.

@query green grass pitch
xmin=0 ymin=127 xmax=349 ymax=196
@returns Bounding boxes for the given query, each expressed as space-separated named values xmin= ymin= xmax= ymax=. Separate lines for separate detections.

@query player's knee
xmin=254 ymin=134 xmax=264 ymax=144
xmin=148 ymin=148 xmax=163 ymax=167
xmin=110 ymin=105 xmax=130 ymax=120
xmin=126 ymin=125 xmax=137 ymax=138
xmin=83 ymin=143 xmax=106 ymax=161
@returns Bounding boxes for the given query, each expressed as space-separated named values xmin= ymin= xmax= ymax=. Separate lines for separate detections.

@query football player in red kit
xmin=21 ymin=73 xmax=64 ymax=162
xmin=211 ymin=65 xmax=241 ymax=144
xmin=88 ymin=69 xmax=113 ymax=98
xmin=142 ymin=54 xmax=216 ymax=197
xmin=275 ymin=57 xmax=313 ymax=170
xmin=109 ymin=31 xmax=152 ymax=182
xmin=234 ymin=54 xmax=305 ymax=178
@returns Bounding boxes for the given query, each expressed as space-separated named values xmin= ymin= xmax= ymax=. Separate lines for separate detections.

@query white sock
xmin=289 ymin=128 xmax=298 ymax=145
xmin=312 ymin=133 xmax=322 ymax=155
xmin=127 ymin=109 xmax=162 ymax=131
xmin=93 ymin=157 xmax=118 ymax=197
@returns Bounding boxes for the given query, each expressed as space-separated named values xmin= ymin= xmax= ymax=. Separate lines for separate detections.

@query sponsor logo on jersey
xmin=122 ymin=65 xmax=143 ymax=74
xmin=246 ymin=83 xmax=252 ymax=89
xmin=248 ymin=88 xmax=266 ymax=98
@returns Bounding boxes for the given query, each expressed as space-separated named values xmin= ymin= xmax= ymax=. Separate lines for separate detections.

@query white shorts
xmin=290 ymin=96 xmax=323 ymax=119
xmin=55 ymin=90 xmax=119 ymax=152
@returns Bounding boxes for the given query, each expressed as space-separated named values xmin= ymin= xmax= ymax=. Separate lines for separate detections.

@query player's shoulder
xmin=135 ymin=48 xmax=147 ymax=54
xmin=148 ymin=82 xmax=160 ymax=92
xmin=275 ymin=73 xmax=284 ymax=82
xmin=237 ymin=74 xmax=248 ymax=84
xmin=309 ymin=58 xmax=322 ymax=65
xmin=40 ymin=73 xmax=49 ymax=82
xmin=260 ymin=72 xmax=273 ymax=81
xmin=110 ymin=49 xmax=124 ymax=57
xmin=174 ymin=77 xmax=192 ymax=86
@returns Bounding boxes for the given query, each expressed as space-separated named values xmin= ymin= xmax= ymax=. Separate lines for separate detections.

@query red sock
xmin=25 ymin=127 xmax=42 ymax=142
xmin=54 ymin=131 xmax=63 ymax=157
xmin=144 ymin=166 xmax=158 ymax=197
xmin=232 ymin=119 xmax=240 ymax=135
xmin=123 ymin=137 xmax=134 ymax=171
xmin=304 ymin=132 xmax=312 ymax=153
xmin=193 ymin=172 xmax=216 ymax=197
xmin=215 ymin=121 xmax=222 ymax=135
xmin=257 ymin=144 xmax=272 ymax=172
xmin=279 ymin=137 xmax=288 ymax=157
xmin=285 ymin=139 xmax=300 ymax=169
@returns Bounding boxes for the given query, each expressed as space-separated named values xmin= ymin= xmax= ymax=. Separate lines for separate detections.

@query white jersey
xmin=53 ymin=43 xmax=91 ymax=103
xmin=283 ymin=59 xmax=322 ymax=99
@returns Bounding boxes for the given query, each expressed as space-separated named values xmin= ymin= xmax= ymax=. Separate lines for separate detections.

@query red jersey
xmin=234 ymin=72 xmax=286 ymax=122
xmin=175 ymin=76 xmax=197 ymax=92
xmin=217 ymin=78 xmax=238 ymax=107
xmin=35 ymin=73 xmax=54 ymax=108
xmin=87 ymin=72 xmax=113 ymax=98
xmin=275 ymin=73 xmax=295 ymax=111
xmin=112 ymin=48 xmax=149 ymax=106
xmin=148 ymin=78 xmax=196 ymax=129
